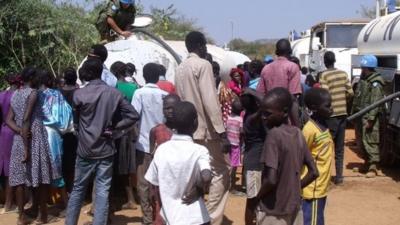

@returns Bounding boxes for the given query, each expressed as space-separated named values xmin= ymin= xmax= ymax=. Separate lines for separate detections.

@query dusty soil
xmin=1 ymin=129 xmax=400 ymax=225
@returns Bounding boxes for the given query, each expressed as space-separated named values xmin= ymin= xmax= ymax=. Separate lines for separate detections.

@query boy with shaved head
xmin=256 ymin=88 xmax=318 ymax=225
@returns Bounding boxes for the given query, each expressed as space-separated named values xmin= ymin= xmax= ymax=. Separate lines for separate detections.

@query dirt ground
xmin=1 ymin=129 xmax=400 ymax=225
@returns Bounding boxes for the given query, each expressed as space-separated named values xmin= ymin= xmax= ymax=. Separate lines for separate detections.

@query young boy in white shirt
xmin=145 ymin=101 xmax=212 ymax=225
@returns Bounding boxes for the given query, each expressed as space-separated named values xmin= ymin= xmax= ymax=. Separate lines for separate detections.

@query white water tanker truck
xmin=89 ymin=15 xmax=250 ymax=86
xmin=291 ymin=20 xmax=369 ymax=79
xmin=348 ymin=10 xmax=400 ymax=165
xmin=308 ymin=20 xmax=369 ymax=78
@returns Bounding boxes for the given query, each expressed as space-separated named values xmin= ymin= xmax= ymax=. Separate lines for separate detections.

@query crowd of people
xmin=0 ymin=29 xmax=385 ymax=225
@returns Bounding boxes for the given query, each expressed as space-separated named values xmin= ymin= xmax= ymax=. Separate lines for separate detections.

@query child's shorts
xmin=302 ymin=197 xmax=327 ymax=225
xmin=246 ymin=170 xmax=261 ymax=199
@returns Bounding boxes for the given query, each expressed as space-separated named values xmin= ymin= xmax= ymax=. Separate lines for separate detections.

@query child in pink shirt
xmin=226 ymin=99 xmax=244 ymax=195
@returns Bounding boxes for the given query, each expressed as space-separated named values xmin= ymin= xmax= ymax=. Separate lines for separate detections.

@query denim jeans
xmin=327 ymin=116 xmax=347 ymax=180
xmin=65 ymin=156 xmax=113 ymax=225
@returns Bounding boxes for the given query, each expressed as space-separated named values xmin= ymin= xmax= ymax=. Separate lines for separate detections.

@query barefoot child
xmin=145 ymin=101 xmax=212 ymax=225
xmin=256 ymin=87 xmax=318 ymax=225
xmin=302 ymin=88 xmax=334 ymax=225
xmin=226 ymin=99 xmax=244 ymax=195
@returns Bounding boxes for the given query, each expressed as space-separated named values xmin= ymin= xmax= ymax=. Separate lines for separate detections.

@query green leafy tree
xmin=358 ymin=1 xmax=400 ymax=18
xmin=0 ymin=0 xmax=98 ymax=89
xmin=228 ymin=38 xmax=275 ymax=60
xmin=358 ymin=5 xmax=376 ymax=19
xmin=0 ymin=1 xmax=210 ymax=89
xmin=148 ymin=4 xmax=212 ymax=42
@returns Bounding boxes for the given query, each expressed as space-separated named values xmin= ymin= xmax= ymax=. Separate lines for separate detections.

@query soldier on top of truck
xmin=96 ymin=0 xmax=136 ymax=42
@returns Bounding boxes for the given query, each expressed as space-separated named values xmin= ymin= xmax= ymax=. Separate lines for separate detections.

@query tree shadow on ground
xmin=111 ymin=214 xmax=142 ymax=225
xmin=345 ymin=139 xmax=366 ymax=161
xmin=380 ymin=167 xmax=400 ymax=182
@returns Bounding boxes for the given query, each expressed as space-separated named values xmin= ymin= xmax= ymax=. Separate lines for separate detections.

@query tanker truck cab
xmin=308 ymin=20 xmax=368 ymax=78
xmin=356 ymin=11 xmax=400 ymax=93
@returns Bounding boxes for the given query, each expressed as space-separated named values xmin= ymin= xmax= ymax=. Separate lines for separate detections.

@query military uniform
xmin=352 ymin=73 xmax=385 ymax=168
xmin=351 ymin=79 xmax=366 ymax=153
xmin=96 ymin=0 xmax=136 ymax=42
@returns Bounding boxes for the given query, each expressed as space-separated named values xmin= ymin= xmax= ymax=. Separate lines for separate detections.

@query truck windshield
xmin=326 ymin=24 xmax=365 ymax=48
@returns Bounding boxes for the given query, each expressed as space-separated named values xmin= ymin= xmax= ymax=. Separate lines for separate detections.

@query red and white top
xmin=226 ymin=115 xmax=243 ymax=146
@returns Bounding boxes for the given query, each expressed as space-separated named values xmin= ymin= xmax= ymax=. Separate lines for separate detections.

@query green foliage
xmin=0 ymin=0 xmax=99 ymax=89
xmin=0 ymin=1 xmax=225 ymax=90
xmin=358 ymin=5 xmax=376 ymax=19
xmin=0 ymin=1 xmax=209 ymax=90
xmin=358 ymin=1 xmax=400 ymax=19
xmin=228 ymin=38 xmax=275 ymax=60
xmin=148 ymin=4 xmax=210 ymax=42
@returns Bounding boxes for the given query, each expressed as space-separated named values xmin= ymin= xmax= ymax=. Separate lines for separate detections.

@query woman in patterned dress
xmin=218 ymin=81 xmax=238 ymax=126
xmin=38 ymin=70 xmax=73 ymax=211
xmin=0 ymin=73 xmax=21 ymax=213
xmin=6 ymin=67 xmax=53 ymax=225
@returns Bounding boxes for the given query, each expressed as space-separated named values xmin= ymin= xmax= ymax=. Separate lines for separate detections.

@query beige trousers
xmin=196 ymin=139 xmax=231 ymax=225
xmin=136 ymin=151 xmax=153 ymax=225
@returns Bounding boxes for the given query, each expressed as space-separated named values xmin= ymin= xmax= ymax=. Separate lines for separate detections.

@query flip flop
xmin=121 ymin=202 xmax=138 ymax=210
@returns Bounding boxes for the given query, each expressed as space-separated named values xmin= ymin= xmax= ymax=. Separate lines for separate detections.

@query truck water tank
xmin=105 ymin=37 xmax=179 ymax=85
xmin=92 ymin=37 xmax=247 ymax=86
xmin=164 ymin=41 xmax=242 ymax=81
xmin=358 ymin=11 xmax=400 ymax=55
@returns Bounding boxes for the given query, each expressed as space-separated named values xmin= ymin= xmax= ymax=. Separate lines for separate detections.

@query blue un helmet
xmin=360 ymin=55 xmax=378 ymax=68
xmin=264 ymin=55 xmax=274 ymax=64
xmin=120 ymin=0 xmax=134 ymax=5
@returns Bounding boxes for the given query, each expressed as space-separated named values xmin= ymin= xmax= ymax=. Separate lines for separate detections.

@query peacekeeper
xmin=351 ymin=55 xmax=385 ymax=178
xmin=96 ymin=0 xmax=136 ymax=42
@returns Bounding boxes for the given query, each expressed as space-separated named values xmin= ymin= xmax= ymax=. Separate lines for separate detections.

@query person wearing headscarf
xmin=227 ymin=68 xmax=245 ymax=96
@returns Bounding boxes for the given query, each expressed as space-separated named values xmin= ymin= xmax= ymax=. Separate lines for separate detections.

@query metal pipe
xmin=347 ymin=92 xmax=400 ymax=121
xmin=131 ymin=28 xmax=182 ymax=64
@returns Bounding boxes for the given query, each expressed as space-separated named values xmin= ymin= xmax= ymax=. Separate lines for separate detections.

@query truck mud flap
xmin=389 ymin=99 xmax=400 ymax=127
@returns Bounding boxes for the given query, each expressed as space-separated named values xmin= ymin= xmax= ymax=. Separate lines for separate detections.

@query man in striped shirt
xmin=319 ymin=51 xmax=354 ymax=185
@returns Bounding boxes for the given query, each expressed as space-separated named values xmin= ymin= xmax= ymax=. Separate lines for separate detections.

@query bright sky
xmin=138 ymin=0 xmax=376 ymax=45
